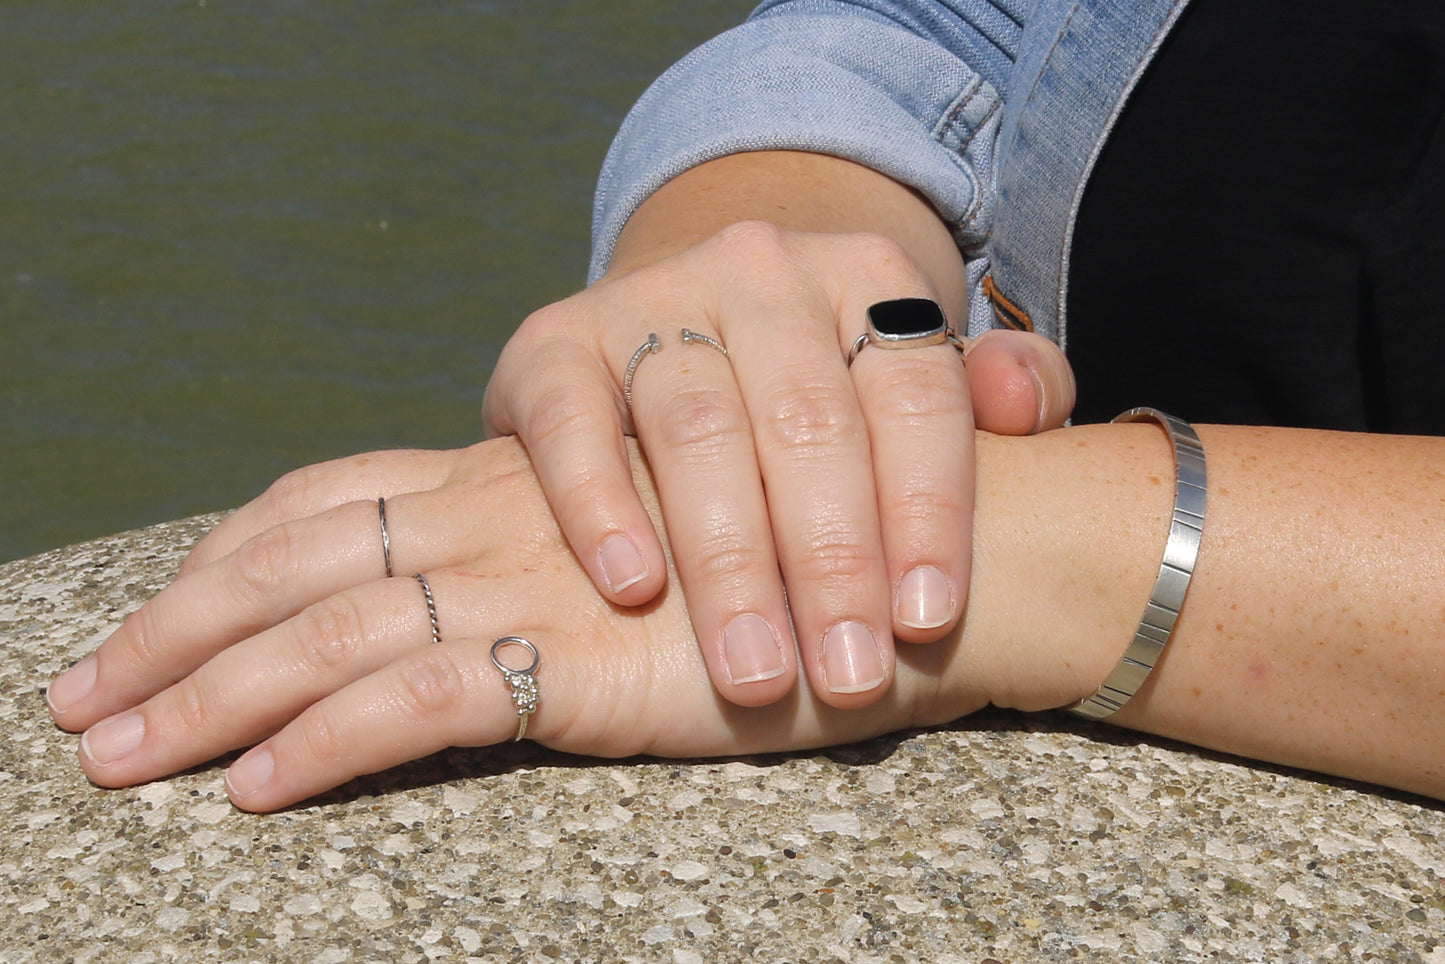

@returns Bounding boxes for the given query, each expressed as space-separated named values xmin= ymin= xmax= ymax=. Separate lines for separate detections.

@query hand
xmin=484 ymin=221 xmax=1074 ymax=709
xmin=44 ymin=438 xmax=989 ymax=813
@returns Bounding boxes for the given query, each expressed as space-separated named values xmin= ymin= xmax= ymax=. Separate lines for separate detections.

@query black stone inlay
xmin=867 ymin=298 xmax=946 ymax=338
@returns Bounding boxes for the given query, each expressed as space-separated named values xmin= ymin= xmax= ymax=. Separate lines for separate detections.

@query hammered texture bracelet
xmin=1069 ymin=408 xmax=1207 ymax=721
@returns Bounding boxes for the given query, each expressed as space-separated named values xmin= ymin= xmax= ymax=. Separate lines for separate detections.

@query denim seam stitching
xmin=935 ymin=79 xmax=1000 ymax=234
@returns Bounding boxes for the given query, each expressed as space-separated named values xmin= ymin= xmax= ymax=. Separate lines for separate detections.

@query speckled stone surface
xmin=2 ymin=519 xmax=1444 ymax=963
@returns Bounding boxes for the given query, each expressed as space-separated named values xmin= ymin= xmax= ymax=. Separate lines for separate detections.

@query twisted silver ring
xmin=623 ymin=332 xmax=661 ymax=415
xmin=414 ymin=572 xmax=440 ymax=646
xmin=491 ymin=636 xmax=540 ymax=741
xmin=377 ymin=497 xmax=393 ymax=578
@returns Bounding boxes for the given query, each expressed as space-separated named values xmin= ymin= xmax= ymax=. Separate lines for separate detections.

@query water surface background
xmin=1 ymin=1 xmax=753 ymax=563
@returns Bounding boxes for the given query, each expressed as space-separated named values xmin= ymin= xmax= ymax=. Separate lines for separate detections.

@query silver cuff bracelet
xmin=1069 ymin=407 xmax=1207 ymax=721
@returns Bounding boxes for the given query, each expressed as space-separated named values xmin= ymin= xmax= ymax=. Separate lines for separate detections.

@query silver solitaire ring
xmin=847 ymin=297 xmax=967 ymax=366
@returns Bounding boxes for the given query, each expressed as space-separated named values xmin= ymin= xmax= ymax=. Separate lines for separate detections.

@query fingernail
xmin=80 ymin=713 xmax=145 ymax=766
xmin=599 ymin=534 xmax=649 ymax=594
xmin=897 ymin=565 xmax=954 ymax=630
xmin=722 ymin=613 xmax=786 ymax=685
xmin=226 ymin=747 xmax=275 ymax=798
xmin=1027 ymin=365 xmax=1047 ymax=431
xmin=822 ymin=620 xmax=886 ymax=694
xmin=47 ymin=654 xmax=98 ymax=713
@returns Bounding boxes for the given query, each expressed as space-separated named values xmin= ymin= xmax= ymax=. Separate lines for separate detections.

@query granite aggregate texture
xmin=1 ymin=518 xmax=1443 ymax=963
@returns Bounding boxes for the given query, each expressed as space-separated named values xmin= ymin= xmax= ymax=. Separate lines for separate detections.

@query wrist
xmin=606 ymin=151 xmax=968 ymax=313
xmin=918 ymin=424 xmax=1178 ymax=722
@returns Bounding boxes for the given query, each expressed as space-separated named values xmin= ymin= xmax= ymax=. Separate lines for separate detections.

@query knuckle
xmin=230 ymin=524 xmax=298 ymax=599
xmin=548 ymin=470 xmax=630 ymax=536
xmin=764 ymin=384 xmax=860 ymax=450
xmin=701 ymin=223 xmax=813 ymax=302
xmin=501 ymin=304 xmax=585 ymax=366
xmin=837 ymin=230 xmax=913 ymax=272
xmin=688 ymin=530 xmax=776 ymax=588
xmin=392 ymin=650 xmax=469 ymax=719
xmin=651 ymin=388 xmax=750 ymax=458
xmin=485 ymin=310 xmax=577 ymax=428
xmin=259 ymin=465 xmax=321 ymax=522
xmin=709 ymin=219 xmax=792 ymax=262
xmin=525 ymin=382 xmax=610 ymax=450
xmin=793 ymin=532 xmax=876 ymax=585
xmin=116 ymin=603 xmax=170 ymax=675
xmin=835 ymin=232 xmax=944 ymax=299
xmin=165 ymin=673 xmax=218 ymax=736
xmin=888 ymin=484 xmax=968 ymax=532
xmin=513 ymin=302 xmax=570 ymax=343
xmin=460 ymin=462 xmax=547 ymax=528
xmin=295 ymin=703 xmax=353 ymax=765
xmin=177 ymin=542 xmax=210 ymax=577
xmin=868 ymin=360 xmax=970 ymax=423
xmin=292 ymin=595 xmax=370 ymax=673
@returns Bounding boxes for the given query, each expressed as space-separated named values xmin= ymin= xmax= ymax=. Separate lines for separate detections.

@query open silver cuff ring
xmin=680 ymin=327 xmax=728 ymax=355
xmin=623 ymin=333 xmax=661 ymax=415
xmin=623 ymin=329 xmax=729 ymax=417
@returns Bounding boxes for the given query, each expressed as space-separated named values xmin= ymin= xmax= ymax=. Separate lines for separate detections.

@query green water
xmin=0 ymin=1 xmax=754 ymax=563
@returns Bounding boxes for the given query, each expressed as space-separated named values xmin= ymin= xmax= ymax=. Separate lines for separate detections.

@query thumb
xmin=965 ymin=330 xmax=1076 ymax=435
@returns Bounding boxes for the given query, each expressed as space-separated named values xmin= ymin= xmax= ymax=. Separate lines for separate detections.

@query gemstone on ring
xmin=848 ymin=298 xmax=967 ymax=366
xmin=867 ymin=297 xmax=950 ymax=346
xmin=491 ymin=636 xmax=540 ymax=742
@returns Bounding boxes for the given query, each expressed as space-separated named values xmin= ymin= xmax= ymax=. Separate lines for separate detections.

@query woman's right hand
xmin=484 ymin=219 xmax=1075 ymax=710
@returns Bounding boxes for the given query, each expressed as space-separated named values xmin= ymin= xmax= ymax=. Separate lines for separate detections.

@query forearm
xmin=607 ymin=151 xmax=969 ymax=318
xmin=951 ymin=424 xmax=1445 ymax=798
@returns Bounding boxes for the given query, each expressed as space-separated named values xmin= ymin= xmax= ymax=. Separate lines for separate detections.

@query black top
xmin=1066 ymin=0 xmax=1445 ymax=432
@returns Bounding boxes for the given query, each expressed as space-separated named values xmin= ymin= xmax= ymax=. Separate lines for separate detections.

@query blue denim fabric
xmin=590 ymin=0 xmax=1192 ymax=343
xmin=993 ymin=0 xmax=1191 ymax=347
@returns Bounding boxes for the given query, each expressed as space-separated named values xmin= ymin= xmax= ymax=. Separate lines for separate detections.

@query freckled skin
xmin=1082 ymin=424 xmax=1445 ymax=799
xmin=49 ymin=423 xmax=1445 ymax=809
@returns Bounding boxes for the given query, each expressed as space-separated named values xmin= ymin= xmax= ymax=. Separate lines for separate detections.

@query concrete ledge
xmin=2 ymin=518 xmax=1443 ymax=962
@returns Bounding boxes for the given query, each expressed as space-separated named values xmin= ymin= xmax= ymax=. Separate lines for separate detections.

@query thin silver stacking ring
xmin=377 ymin=497 xmax=393 ymax=578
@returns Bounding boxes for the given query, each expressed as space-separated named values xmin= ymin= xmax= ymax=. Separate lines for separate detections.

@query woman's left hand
xmin=44 ymin=437 xmax=987 ymax=812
